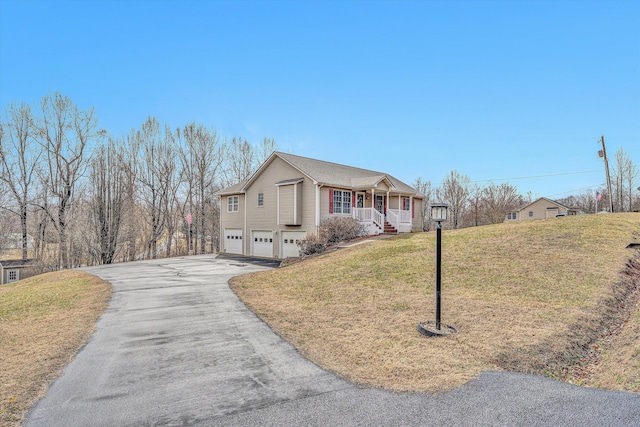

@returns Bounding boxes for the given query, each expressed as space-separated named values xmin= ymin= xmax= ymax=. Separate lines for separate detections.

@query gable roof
xmin=515 ymin=197 xmax=571 ymax=212
xmin=218 ymin=152 xmax=422 ymax=197
xmin=0 ymin=259 xmax=35 ymax=268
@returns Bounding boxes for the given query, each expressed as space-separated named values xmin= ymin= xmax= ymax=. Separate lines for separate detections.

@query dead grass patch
xmin=231 ymin=213 xmax=640 ymax=393
xmin=0 ymin=270 xmax=111 ymax=426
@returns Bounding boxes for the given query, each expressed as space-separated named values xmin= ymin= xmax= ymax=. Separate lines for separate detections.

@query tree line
xmin=0 ymin=92 xmax=275 ymax=270
xmin=2 ymin=92 xmax=638 ymax=269
xmin=414 ymin=150 xmax=639 ymax=231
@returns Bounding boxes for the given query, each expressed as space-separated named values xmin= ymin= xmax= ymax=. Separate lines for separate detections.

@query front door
xmin=356 ymin=193 xmax=365 ymax=208
xmin=375 ymin=195 xmax=384 ymax=213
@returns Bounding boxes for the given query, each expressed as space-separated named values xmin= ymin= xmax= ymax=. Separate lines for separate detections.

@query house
xmin=505 ymin=197 xmax=581 ymax=222
xmin=217 ymin=152 xmax=424 ymax=258
xmin=0 ymin=259 xmax=37 ymax=285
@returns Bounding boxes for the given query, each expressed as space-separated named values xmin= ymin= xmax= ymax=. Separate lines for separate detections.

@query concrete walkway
xmin=25 ymin=255 xmax=640 ymax=426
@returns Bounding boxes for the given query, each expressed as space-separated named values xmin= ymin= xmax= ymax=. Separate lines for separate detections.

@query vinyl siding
xmin=279 ymin=184 xmax=294 ymax=224
xmin=244 ymin=156 xmax=318 ymax=257
xmin=520 ymin=199 xmax=568 ymax=220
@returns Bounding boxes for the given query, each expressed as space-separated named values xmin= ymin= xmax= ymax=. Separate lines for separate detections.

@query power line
xmin=547 ymin=184 xmax=605 ymax=198
xmin=466 ymin=169 xmax=603 ymax=184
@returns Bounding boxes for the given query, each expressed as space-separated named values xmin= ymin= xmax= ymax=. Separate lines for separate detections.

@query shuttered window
xmin=331 ymin=190 xmax=352 ymax=214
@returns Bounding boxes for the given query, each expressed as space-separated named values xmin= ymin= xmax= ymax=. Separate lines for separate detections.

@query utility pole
xmin=598 ymin=136 xmax=614 ymax=213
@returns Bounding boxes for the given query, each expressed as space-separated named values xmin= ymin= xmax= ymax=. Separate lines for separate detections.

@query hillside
xmin=230 ymin=213 xmax=640 ymax=393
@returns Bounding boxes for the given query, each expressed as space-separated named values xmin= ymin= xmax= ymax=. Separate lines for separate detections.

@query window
xmin=507 ymin=212 xmax=517 ymax=220
xmin=529 ymin=211 xmax=533 ymax=217
xmin=403 ymin=198 xmax=411 ymax=210
xmin=227 ymin=196 xmax=239 ymax=212
xmin=332 ymin=190 xmax=352 ymax=214
xmin=257 ymin=193 xmax=264 ymax=207
xmin=8 ymin=270 xmax=18 ymax=282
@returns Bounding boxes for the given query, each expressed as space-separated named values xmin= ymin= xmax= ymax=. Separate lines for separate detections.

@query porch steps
xmin=383 ymin=222 xmax=398 ymax=234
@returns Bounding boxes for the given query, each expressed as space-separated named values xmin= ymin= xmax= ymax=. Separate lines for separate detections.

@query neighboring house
xmin=217 ymin=152 xmax=424 ymax=259
xmin=505 ymin=197 xmax=581 ymax=222
xmin=0 ymin=259 xmax=37 ymax=285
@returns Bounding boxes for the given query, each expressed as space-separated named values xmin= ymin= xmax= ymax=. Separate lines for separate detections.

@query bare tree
xmin=481 ymin=182 xmax=523 ymax=224
xmin=87 ymin=137 xmax=127 ymax=264
xmin=468 ymin=184 xmax=482 ymax=227
xmin=179 ymin=123 xmax=226 ymax=254
xmin=0 ymin=102 xmax=41 ymax=260
xmin=412 ymin=177 xmax=433 ymax=231
xmin=258 ymin=137 xmax=277 ymax=164
xmin=224 ymin=137 xmax=255 ymax=185
xmin=612 ymin=148 xmax=638 ymax=212
xmin=131 ymin=118 xmax=179 ymax=259
xmin=437 ymin=170 xmax=470 ymax=229
xmin=37 ymin=92 xmax=98 ymax=268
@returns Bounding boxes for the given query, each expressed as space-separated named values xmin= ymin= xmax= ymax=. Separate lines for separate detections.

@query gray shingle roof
xmin=277 ymin=152 xmax=419 ymax=195
xmin=217 ymin=152 xmax=422 ymax=197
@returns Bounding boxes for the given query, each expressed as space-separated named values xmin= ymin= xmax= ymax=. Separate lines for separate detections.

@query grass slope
xmin=0 ymin=271 xmax=111 ymax=426
xmin=231 ymin=213 xmax=640 ymax=393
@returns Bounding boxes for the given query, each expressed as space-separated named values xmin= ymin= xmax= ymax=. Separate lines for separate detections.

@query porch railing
xmin=386 ymin=209 xmax=399 ymax=231
xmin=388 ymin=209 xmax=412 ymax=224
xmin=353 ymin=207 xmax=384 ymax=230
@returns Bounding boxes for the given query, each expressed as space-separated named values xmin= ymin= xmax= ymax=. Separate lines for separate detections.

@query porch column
xmin=410 ymin=196 xmax=413 ymax=222
xmin=386 ymin=191 xmax=390 ymax=213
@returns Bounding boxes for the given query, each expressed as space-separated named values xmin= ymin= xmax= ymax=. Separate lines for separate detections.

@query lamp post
xmin=418 ymin=203 xmax=457 ymax=336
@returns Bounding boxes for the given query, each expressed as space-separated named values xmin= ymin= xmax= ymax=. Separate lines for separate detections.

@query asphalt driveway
xmin=25 ymin=255 xmax=639 ymax=426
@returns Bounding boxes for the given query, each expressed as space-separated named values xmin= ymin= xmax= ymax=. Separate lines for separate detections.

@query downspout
xmin=243 ymin=192 xmax=247 ymax=255
xmin=218 ymin=196 xmax=222 ymax=253
xmin=316 ymin=183 xmax=323 ymax=235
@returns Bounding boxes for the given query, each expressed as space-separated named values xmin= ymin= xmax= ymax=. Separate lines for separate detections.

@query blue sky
xmin=1 ymin=0 xmax=638 ymax=198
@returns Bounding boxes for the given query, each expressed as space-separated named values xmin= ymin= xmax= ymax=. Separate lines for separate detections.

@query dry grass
xmin=0 ymin=270 xmax=112 ymax=427
xmin=231 ymin=213 xmax=640 ymax=393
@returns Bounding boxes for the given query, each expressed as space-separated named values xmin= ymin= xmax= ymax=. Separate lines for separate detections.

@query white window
xmin=403 ymin=198 xmax=411 ymax=210
xmin=257 ymin=193 xmax=264 ymax=207
xmin=528 ymin=211 xmax=533 ymax=217
xmin=227 ymin=196 xmax=239 ymax=212
xmin=507 ymin=212 xmax=517 ymax=220
xmin=333 ymin=190 xmax=351 ymax=214
xmin=8 ymin=270 xmax=18 ymax=283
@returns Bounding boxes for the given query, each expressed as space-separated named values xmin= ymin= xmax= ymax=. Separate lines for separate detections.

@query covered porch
xmin=351 ymin=188 xmax=415 ymax=234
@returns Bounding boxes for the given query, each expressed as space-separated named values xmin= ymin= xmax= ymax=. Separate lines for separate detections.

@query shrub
xmin=319 ymin=216 xmax=366 ymax=245
xmin=297 ymin=233 xmax=327 ymax=256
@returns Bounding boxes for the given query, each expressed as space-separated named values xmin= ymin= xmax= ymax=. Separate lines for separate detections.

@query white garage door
xmin=252 ymin=230 xmax=274 ymax=258
xmin=224 ymin=229 xmax=243 ymax=254
xmin=281 ymin=231 xmax=307 ymax=258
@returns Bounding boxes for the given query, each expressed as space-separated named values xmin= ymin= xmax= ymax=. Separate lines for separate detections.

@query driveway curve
xmin=25 ymin=255 xmax=639 ymax=426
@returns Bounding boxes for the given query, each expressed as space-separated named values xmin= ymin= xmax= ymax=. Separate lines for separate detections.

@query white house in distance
xmin=505 ymin=197 xmax=581 ymax=222
xmin=217 ymin=152 xmax=424 ymax=259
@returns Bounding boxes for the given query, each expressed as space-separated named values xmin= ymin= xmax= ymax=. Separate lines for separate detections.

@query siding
xmin=244 ymin=156 xmax=319 ymax=257
xmin=412 ymin=198 xmax=423 ymax=230
xmin=520 ymin=199 xmax=568 ymax=220
xmin=279 ymin=184 xmax=294 ymax=224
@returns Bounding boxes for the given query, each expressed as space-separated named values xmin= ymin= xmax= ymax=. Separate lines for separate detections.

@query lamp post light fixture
xmin=418 ymin=203 xmax=458 ymax=337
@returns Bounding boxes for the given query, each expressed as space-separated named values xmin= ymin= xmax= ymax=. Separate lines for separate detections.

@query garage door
xmin=224 ymin=229 xmax=243 ymax=254
xmin=281 ymin=231 xmax=307 ymax=258
xmin=252 ymin=230 xmax=274 ymax=258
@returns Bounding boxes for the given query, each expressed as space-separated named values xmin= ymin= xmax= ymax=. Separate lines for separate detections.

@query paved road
xmin=25 ymin=255 xmax=639 ymax=426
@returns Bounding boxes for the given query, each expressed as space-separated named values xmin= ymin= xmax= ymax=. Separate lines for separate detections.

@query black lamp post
xmin=418 ymin=203 xmax=457 ymax=337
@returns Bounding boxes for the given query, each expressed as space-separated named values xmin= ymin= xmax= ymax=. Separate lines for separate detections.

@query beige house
xmin=505 ymin=197 xmax=580 ymax=222
xmin=217 ymin=152 xmax=424 ymax=258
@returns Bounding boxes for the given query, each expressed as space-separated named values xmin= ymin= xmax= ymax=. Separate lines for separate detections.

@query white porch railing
xmin=353 ymin=207 xmax=384 ymax=230
xmin=386 ymin=209 xmax=399 ymax=231
xmin=388 ymin=209 xmax=412 ymax=224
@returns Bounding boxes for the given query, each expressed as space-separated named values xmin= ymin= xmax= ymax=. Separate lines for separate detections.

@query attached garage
xmin=281 ymin=231 xmax=307 ymax=258
xmin=224 ymin=229 xmax=243 ymax=254
xmin=251 ymin=230 xmax=274 ymax=258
